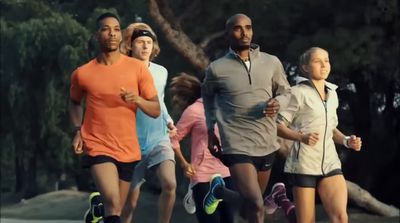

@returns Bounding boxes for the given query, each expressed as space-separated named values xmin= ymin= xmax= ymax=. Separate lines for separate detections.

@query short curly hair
xmin=169 ymin=73 xmax=201 ymax=113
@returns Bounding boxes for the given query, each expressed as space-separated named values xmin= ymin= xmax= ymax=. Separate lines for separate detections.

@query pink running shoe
xmin=264 ymin=182 xmax=286 ymax=214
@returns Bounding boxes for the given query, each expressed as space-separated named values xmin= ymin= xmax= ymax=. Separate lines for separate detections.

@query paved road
xmin=1 ymin=188 xmax=398 ymax=223
xmin=1 ymin=188 xmax=197 ymax=223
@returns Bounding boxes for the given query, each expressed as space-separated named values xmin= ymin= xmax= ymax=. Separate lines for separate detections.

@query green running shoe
xmin=84 ymin=192 xmax=104 ymax=223
xmin=203 ymin=174 xmax=225 ymax=215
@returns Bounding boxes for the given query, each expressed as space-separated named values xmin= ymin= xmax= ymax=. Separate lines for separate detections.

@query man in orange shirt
xmin=69 ymin=12 xmax=160 ymax=223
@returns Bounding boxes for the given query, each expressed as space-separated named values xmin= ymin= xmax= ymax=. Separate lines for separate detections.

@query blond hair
xmin=121 ymin=22 xmax=160 ymax=60
xmin=298 ymin=47 xmax=328 ymax=74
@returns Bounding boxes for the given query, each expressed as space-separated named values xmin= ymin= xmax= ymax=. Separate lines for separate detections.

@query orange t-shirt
xmin=70 ymin=55 xmax=157 ymax=162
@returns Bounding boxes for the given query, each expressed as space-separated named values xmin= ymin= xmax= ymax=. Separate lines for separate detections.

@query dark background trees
xmin=1 ymin=0 xmax=398 ymax=209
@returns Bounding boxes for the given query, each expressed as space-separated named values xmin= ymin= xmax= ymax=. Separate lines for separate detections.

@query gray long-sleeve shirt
xmin=202 ymin=45 xmax=291 ymax=156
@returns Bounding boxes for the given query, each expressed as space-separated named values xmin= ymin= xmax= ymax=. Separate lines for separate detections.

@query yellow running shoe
xmin=203 ymin=174 xmax=225 ymax=215
xmin=84 ymin=192 xmax=104 ymax=223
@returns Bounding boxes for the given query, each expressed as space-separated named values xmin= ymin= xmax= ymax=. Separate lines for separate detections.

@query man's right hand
xmin=207 ymin=129 xmax=222 ymax=158
xmin=120 ymin=87 xmax=142 ymax=105
xmin=72 ymin=131 xmax=83 ymax=154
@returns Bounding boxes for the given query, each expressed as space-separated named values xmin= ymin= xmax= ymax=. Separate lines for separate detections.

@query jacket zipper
xmin=310 ymin=82 xmax=328 ymax=176
xmin=296 ymin=141 xmax=301 ymax=159
xmin=237 ymin=57 xmax=252 ymax=85
xmin=321 ymin=101 xmax=328 ymax=175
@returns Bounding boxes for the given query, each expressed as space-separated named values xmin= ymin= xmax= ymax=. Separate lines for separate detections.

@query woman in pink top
xmin=170 ymin=73 xmax=234 ymax=223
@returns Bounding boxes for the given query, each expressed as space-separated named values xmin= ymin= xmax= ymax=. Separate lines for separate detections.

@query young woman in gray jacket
xmin=277 ymin=47 xmax=362 ymax=223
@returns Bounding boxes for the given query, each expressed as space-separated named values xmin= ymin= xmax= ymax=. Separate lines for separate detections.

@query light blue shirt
xmin=136 ymin=62 xmax=172 ymax=155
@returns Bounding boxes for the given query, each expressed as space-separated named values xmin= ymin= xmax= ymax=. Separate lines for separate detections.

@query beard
xmin=231 ymin=43 xmax=251 ymax=51
xmin=101 ymin=45 xmax=119 ymax=53
xmin=98 ymin=40 xmax=120 ymax=53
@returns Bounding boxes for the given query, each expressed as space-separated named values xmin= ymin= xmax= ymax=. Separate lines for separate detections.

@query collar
xmin=227 ymin=43 xmax=260 ymax=60
xmin=298 ymin=78 xmax=338 ymax=91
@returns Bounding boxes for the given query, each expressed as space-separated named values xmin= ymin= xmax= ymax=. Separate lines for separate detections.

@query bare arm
xmin=277 ymin=122 xmax=303 ymax=141
xmin=277 ymin=122 xmax=319 ymax=146
xmin=173 ymin=144 xmax=189 ymax=167
xmin=172 ymin=143 xmax=196 ymax=178
xmin=332 ymin=128 xmax=347 ymax=145
xmin=170 ymin=106 xmax=197 ymax=177
xmin=69 ymin=99 xmax=84 ymax=154
xmin=333 ymin=128 xmax=362 ymax=151
xmin=136 ymin=95 xmax=160 ymax=118
xmin=120 ymin=88 xmax=161 ymax=118
xmin=69 ymin=100 xmax=83 ymax=128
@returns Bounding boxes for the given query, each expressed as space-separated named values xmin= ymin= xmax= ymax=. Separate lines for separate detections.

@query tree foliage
xmin=1 ymin=0 xmax=89 ymax=196
xmin=0 ymin=0 xmax=398 ymax=208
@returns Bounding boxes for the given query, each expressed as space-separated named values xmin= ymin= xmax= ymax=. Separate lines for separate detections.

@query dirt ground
xmin=1 ymin=189 xmax=399 ymax=223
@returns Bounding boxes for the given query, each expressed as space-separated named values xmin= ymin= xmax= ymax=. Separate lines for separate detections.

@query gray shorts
xmin=131 ymin=140 xmax=175 ymax=189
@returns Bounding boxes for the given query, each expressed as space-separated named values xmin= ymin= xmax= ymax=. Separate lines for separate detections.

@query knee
xmin=331 ymin=211 xmax=348 ymax=223
xmin=103 ymin=195 xmax=122 ymax=214
xmin=162 ymin=178 xmax=176 ymax=195
xmin=337 ymin=212 xmax=348 ymax=223
xmin=241 ymin=197 xmax=264 ymax=221
xmin=246 ymin=197 xmax=264 ymax=213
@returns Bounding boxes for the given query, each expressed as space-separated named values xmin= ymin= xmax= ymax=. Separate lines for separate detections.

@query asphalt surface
xmin=1 ymin=188 xmax=398 ymax=223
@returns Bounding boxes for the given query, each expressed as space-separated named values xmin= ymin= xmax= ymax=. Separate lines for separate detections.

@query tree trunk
xmin=347 ymin=181 xmax=399 ymax=216
xmin=15 ymin=156 xmax=24 ymax=193
xmin=23 ymin=155 xmax=38 ymax=198
xmin=148 ymin=0 xmax=209 ymax=72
